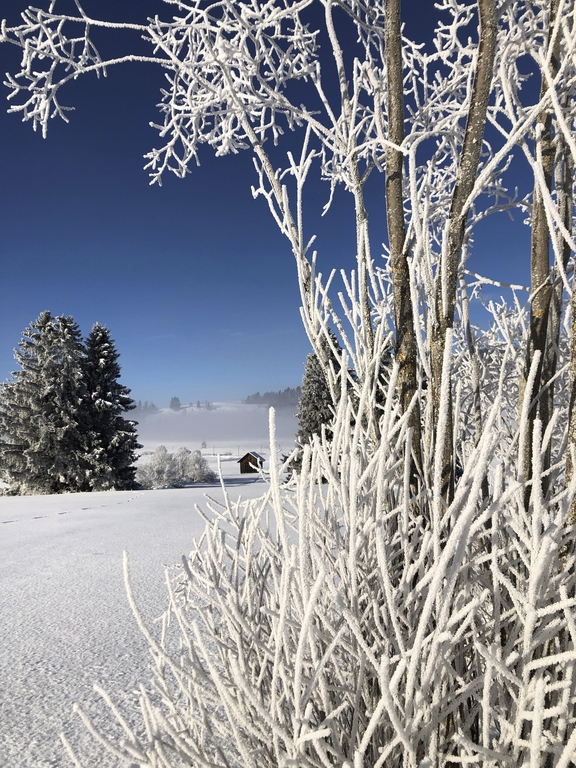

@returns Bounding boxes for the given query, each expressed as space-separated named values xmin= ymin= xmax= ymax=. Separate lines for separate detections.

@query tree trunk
xmin=568 ymin=265 xmax=576 ymax=523
xmin=461 ymin=273 xmax=490 ymax=500
xmin=563 ymin=149 xmax=576 ymax=521
xmin=542 ymin=136 xmax=572 ymax=498
xmin=325 ymin=0 xmax=374 ymax=372
xmin=521 ymin=0 xmax=559 ymax=508
xmin=430 ymin=0 xmax=497 ymax=504
xmin=384 ymin=0 xmax=423 ymax=479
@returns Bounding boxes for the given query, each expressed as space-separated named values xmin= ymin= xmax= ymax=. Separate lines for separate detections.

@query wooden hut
xmin=238 ymin=452 xmax=265 ymax=474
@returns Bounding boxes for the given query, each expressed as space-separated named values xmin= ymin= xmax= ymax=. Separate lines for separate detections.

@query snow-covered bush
xmin=65 ymin=389 xmax=576 ymax=767
xmin=135 ymin=446 xmax=178 ymax=489
xmin=173 ymin=447 xmax=217 ymax=484
xmin=64 ymin=272 xmax=576 ymax=768
xmin=136 ymin=446 xmax=215 ymax=489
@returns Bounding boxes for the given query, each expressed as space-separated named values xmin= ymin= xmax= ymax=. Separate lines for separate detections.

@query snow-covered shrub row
xmin=135 ymin=446 xmax=216 ymax=489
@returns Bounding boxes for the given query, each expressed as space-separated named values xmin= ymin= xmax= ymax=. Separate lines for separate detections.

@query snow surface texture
xmin=0 ymin=404 xmax=291 ymax=767
xmin=0 ymin=483 xmax=268 ymax=767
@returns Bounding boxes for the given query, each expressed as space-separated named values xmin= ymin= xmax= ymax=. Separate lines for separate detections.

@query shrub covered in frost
xmin=66 ymin=389 xmax=576 ymax=768
xmin=136 ymin=446 xmax=216 ymax=489
xmin=173 ymin=447 xmax=217 ymax=484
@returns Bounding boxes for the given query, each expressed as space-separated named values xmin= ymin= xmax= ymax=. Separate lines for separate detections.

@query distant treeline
xmin=133 ymin=401 xmax=160 ymax=416
xmin=244 ymin=387 xmax=301 ymax=408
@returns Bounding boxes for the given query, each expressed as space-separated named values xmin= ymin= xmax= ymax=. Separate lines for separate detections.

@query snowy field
xmin=1 ymin=404 xmax=296 ymax=767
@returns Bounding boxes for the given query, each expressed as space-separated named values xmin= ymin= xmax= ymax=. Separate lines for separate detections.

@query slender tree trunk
xmin=351 ymin=181 xmax=375 ymax=382
xmin=430 ymin=0 xmax=497 ymax=503
xmin=384 ymin=0 xmax=423 ymax=479
xmin=461 ymin=273 xmax=490 ymax=500
xmin=563 ymin=153 xmax=576 ymax=522
xmin=521 ymin=0 xmax=559 ymax=507
xmin=568 ymin=256 xmax=576 ymax=524
xmin=542 ymin=137 xmax=572 ymax=498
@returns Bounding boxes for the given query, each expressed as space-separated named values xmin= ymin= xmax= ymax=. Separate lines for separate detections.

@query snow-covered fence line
xmin=62 ymin=387 xmax=576 ymax=766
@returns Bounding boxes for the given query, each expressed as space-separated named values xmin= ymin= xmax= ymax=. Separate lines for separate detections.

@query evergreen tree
xmin=292 ymin=332 xmax=347 ymax=477
xmin=296 ymin=352 xmax=335 ymax=449
xmin=0 ymin=312 xmax=90 ymax=494
xmin=133 ymin=401 xmax=159 ymax=416
xmin=244 ymin=387 xmax=301 ymax=408
xmin=170 ymin=397 xmax=182 ymax=411
xmin=82 ymin=323 xmax=141 ymax=491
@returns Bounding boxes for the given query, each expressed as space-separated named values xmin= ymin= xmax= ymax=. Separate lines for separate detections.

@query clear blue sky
xmin=0 ymin=1 xmax=532 ymax=407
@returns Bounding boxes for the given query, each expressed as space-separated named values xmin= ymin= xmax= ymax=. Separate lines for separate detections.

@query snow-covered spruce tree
xmin=0 ymin=312 xmax=91 ymax=494
xmin=296 ymin=334 xmax=341 ymax=450
xmin=7 ymin=0 xmax=576 ymax=764
xmin=289 ymin=331 xmax=356 ymax=476
xmin=82 ymin=323 xmax=141 ymax=491
xmin=295 ymin=350 xmax=333 ymax=445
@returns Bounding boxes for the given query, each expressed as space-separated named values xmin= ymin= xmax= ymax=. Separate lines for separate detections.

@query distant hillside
xmin=244 ymin=387 xmax=301 ymax=408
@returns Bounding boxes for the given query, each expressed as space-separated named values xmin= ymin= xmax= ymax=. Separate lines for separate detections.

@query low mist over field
xmin=134 ymin=402 xmax=298 ymax=457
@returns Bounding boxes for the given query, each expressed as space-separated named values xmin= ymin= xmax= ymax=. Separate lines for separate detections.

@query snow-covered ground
xmin=1 ymin=404 xmax=295 ymax=767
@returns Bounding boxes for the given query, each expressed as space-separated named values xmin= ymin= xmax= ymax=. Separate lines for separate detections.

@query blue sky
xmin=0 ymin=1 xmax=533 ymax=407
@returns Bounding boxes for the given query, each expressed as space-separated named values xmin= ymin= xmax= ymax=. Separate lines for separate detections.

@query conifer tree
xmin=82 ymin=323 xmax=141 ymax=491
xmin=296 ymin=351 xmax=335 ymax=450
xmin=0 ymin=312 xmax=90 ymax=494
xmin=293 ymin=332 xmax=347 ymax=468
